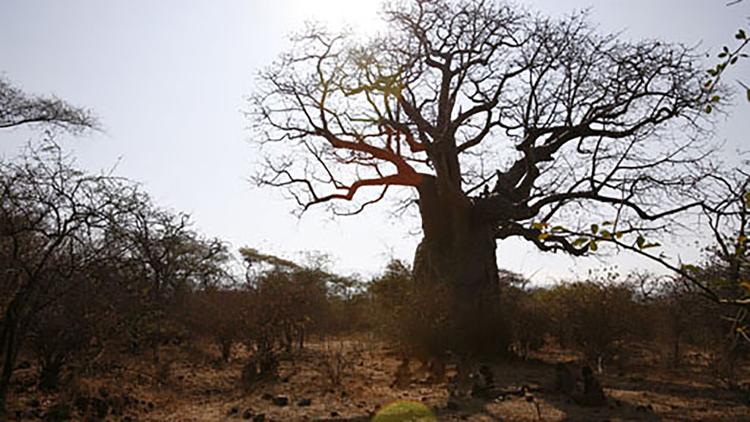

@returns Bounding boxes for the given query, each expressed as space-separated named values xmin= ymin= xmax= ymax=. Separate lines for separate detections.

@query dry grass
xmin=7 ymin=338 xmax=750 ymax=421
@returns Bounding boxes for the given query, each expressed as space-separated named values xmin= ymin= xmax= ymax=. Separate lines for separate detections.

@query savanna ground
xmin=7 ymin=336 xmax=749 ymax=422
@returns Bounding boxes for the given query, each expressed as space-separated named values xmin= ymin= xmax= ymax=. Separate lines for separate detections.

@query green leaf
xmin=572 ymin=237 xmax=588 ymax=247
xmin=590 ymin=223 xmax=599 ymax=234
xmin=642 ymin=242 xmax=661 ymax=249
xmin=746 ymin=88 xmax=750 ymax=102
xmin=711 ymin=95 xmax=721 ymax=103
xmin=538 ymin=232 xmax=550 ymax=241
xmin=744 ymin=192 xmax=750 ymax=207
xmin=705 ymin=105 xmax=713 ymax=114
xmin=615 ymin=231 xmax=624 ymax=240
xmin=636 ymin=235 xmax=646 ymax=249
xmin=588 ymin=240 xmax=598 ymax=252
xmin=551 ymin=225 xmax=565 ymax=233
xmin=736 ymin=29 xmax=747 ymax=40
xmin=531 ymin=222 xmax=548 ymax=230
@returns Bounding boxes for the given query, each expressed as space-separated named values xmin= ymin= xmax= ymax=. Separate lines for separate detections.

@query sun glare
xmin=291 ymin=0 xmax=382 ymax=33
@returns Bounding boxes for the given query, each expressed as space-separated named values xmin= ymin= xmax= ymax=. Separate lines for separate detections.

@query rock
xmin=330 ymin=411 xmax=340 ymax=417
xmin=297 ymin=398 xmax=312 ymax=407
xmin=242 ymin=408 xmax=254 ymax=419
xmin=261 ymin=393 xmax=274 ymax=401
xmin=228 ymin=405 xmax=240 ymax=416
xmin=252 ymin=414 xmax=266 ymax=422
xmin=272 ymin=396 xmax=288 ymax=407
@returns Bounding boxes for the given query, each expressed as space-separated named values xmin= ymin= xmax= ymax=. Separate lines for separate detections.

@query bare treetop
xmin=253 ymin=0 xmax=716 ymax=251
xmin=0 ymin=76 xmax=97 ymax=133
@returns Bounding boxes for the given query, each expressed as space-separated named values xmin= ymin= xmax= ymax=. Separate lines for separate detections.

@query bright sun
xmin=291 ymin=0 xmax=382 ymax=33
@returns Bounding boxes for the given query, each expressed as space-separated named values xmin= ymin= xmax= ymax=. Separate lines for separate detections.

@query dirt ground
xmin=7 ymin=338 xmax=750 ymax=421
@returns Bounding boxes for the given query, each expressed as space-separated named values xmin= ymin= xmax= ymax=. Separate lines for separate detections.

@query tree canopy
xmin=252 ymin=0 xmax=718 ymax=257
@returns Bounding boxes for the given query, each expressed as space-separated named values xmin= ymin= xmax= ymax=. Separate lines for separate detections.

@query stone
xmin=297 ymin=398 xmax=312 ymax=407
xmin=272 ymin=396 xmax=288 ymax=407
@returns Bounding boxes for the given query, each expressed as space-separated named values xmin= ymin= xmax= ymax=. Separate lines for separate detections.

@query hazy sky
xmin=1 ymin=0 xmax=748 ymax=282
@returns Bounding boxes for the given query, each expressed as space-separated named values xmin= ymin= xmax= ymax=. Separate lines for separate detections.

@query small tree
xmin=544 ymin=277 xmax=643 ymax=371
xmin=0 ymin=141 xmax=128 ymax=410
xmin=184 ymin=288 xmax=248 ymax=362
xmin=103 ymin=195 xmax=228 ymax=362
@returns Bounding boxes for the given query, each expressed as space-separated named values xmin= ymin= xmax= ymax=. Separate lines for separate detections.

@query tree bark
xmin=412 ymin=175 xmax=505 ymax=357
xmin=0 ymin=309 xmax=19 ymax=413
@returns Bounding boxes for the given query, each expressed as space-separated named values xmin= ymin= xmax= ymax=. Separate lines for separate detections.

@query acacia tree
xmin=252 ymin=0 xmax=717 ymax=354
xmin=0 ymin=141 xmax=131 ymax=411
xmin=0 ymin=76 xmax=96 ymax=132
xmin=102 ymin=193 xmax=228 ymax=362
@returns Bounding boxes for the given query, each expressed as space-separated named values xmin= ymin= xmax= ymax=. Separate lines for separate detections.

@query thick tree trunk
xmin=412 ymin=176 xmax=505 ymax=357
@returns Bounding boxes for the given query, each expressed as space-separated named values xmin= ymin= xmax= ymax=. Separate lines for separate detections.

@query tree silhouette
xmin=0 ymin=76 xmax=96 ymax=132
xmin=252 ymin=0 xmax=718 ymax=354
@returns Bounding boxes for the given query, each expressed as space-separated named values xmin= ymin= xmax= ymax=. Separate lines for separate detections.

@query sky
xmin=1 ymin=0 xmax=748 ymax=283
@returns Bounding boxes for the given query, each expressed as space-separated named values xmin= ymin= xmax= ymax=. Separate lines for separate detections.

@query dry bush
xmin=540 ymin=276 xmax=647 ymax=370
xmin=368 ymin=260 xmax=455 ymax=359
xmin=316 ymin=341 xmax=364 ymax=387
xmin=497 ymin=270 xmax=550 ymax=359
xmin=183 ymin=288 xmax=248 ymax=362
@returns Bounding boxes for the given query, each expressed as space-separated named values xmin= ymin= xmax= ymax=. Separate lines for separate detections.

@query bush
xmin=541 ymin=278 xmax=646 ymax=370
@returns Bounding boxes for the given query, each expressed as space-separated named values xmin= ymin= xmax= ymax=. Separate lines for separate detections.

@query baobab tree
xmin=251 ymin=0 xmax=718 ymax=354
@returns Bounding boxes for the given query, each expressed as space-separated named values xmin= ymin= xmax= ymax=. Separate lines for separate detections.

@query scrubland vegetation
xmin=1 ymin=145 xmax=749 ymax=419
xmin=3 ymin=0 xmax=750 ymax=420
